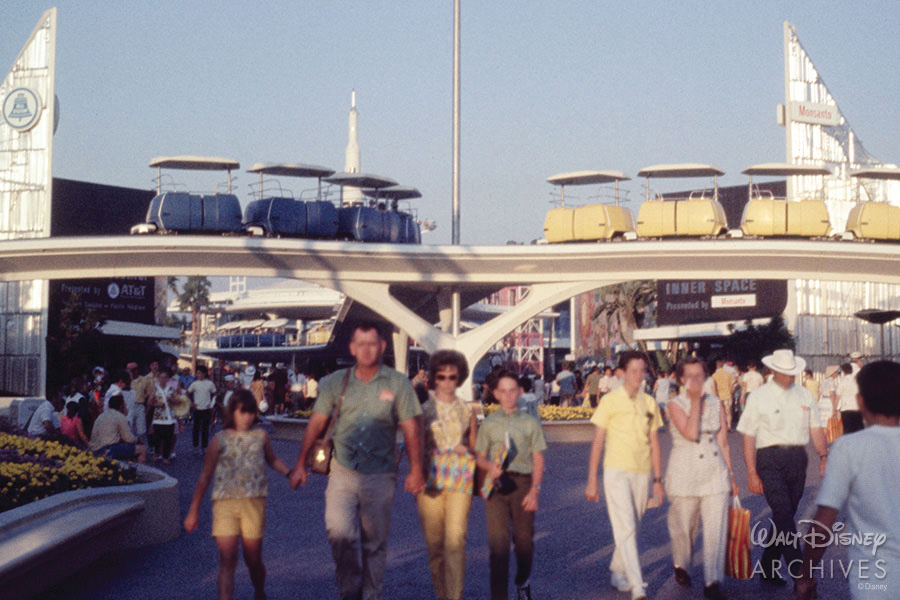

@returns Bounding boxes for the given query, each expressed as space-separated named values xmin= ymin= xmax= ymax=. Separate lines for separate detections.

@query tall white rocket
xmin=342 ymin=90 xmax=364 ymax=205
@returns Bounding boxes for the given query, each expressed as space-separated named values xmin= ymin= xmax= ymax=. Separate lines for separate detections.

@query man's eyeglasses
xmin=435 ymin=374 xmax=458 ymax=381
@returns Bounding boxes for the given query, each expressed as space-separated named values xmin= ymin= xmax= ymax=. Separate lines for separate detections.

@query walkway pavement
xmin=37 ymin=422 xmax=854 ymax=599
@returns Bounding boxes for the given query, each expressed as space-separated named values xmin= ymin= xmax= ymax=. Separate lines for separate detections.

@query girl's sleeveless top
xmin=211 ymin=428 xmax=268 ymax=500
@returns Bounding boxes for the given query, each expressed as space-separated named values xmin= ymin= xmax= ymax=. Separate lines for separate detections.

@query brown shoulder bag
xmin=307 ymin=369 xmax=352 ymax=475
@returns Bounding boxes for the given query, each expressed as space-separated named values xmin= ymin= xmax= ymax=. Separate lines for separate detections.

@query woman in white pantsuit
xmin=665 ymin=357 xmax=740 ymax=600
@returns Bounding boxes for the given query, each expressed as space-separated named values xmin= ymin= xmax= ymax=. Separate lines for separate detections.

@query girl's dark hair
xmin=487 ymin=369 xmax=518 ymax=392
xmin=428 ymin=349 xmax=469 ymax=390
xmin=224 ymin=389 xmax=259 ymax=429
xmin=65 ymin=401 xmax=79 ymax=418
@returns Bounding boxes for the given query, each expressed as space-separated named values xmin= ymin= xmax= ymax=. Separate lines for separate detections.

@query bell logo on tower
xmin=2 ymin=87 xmax=42 ymax=131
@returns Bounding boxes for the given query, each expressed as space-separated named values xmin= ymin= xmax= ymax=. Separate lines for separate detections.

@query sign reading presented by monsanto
xmin=656 ymin=279 xmax=788 ymax=326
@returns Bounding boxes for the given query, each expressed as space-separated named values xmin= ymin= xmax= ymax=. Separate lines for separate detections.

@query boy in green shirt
xmin=476 ymin=370 xmax=547 ymax=600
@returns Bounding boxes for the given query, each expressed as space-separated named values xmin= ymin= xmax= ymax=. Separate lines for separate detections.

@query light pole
xmin=451 ymin=0 xmax=461 ymax=336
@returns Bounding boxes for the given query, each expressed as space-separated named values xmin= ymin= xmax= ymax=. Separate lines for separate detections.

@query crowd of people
xmin=29 ymin=358 xmax=322 ymax=466
xmin=22 ymin=334 xmax=896 ymax=600
xmin=177 ymin=325 xmax=896 ymax=600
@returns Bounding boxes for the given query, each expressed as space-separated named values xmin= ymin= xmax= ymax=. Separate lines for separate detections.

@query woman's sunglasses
xmin=435 ymin=374 xmax=458 ymax=381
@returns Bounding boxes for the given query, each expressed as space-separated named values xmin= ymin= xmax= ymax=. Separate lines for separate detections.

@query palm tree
xmin=592 ymin=280 xmax=657 ymax=360
xmin=172 ymin=276 xmax=212 ymax=373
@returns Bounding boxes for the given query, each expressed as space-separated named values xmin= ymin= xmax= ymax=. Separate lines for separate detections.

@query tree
xmin=45 ymin=293 xmax=105 ymax=393
xmin=591 ymin=280 xmax=658 ymax=364
xmin=171 ymin=276 xmax=212 ymax=373
xmin=723 ymin=316 xmax=796 ymax=368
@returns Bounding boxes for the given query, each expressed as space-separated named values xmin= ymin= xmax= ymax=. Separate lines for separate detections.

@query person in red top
xmin=60 ymin=400 xmax=89 ymax=447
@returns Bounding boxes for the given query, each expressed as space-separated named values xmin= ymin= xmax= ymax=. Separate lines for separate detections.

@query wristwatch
xmin=653 ymin=476 xmax=663 ymax=484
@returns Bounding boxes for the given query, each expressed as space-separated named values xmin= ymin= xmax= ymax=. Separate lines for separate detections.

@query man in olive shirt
xmin=290 ymin=322 xmax=424 ymax=600
xmin=584 ymin=366 xmax=602 ymax=408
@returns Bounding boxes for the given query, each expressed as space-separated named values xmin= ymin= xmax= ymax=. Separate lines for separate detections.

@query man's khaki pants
xmin=324 ymin=459 xmax=397 ymax=600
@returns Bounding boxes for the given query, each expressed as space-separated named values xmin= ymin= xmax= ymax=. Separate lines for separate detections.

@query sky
xmin=4 ymin=1 xmax=900 ymax=247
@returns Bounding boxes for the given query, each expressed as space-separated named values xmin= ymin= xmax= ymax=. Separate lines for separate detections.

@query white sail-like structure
xmin=783 ymin=21 xmax=900 ymax=369
xmin=0 ymin=8 xmax=57 ymax=395
xmin=783 ymin=21 xmax=899 ymax=228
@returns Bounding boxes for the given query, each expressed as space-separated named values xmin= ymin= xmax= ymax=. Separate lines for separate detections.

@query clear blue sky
xmin=5 ymin=1 xmax=900 ymax=245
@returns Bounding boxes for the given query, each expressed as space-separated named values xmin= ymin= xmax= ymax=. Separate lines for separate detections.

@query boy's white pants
xmin=603 ymin=467 xmax=649 ymax=594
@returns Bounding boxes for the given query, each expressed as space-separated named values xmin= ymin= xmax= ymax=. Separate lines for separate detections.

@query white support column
xmin=392 ymin=329 xmax=409 ymax=375
xmin=436 ymin=288 xmax=454 ymax=332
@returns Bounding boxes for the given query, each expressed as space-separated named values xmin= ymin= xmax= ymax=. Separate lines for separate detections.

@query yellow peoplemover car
xmin=844 ymin=167 xmax=900 ymax=241
xmin=738 ymin=163 xmax=832 ymax=237
xmin=543 ymin=170 xmax=635 ymax=242
xmin=634 ymin=164 xmax=729 ymax=238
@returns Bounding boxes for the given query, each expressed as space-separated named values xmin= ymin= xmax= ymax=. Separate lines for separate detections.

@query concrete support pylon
xmin=453 ymin=281 xmax=617 ymax=399
xmin=323 ymin=280 xmax=455 ymax=354
xmin=316 ymin=279 xmax=620 ymax=400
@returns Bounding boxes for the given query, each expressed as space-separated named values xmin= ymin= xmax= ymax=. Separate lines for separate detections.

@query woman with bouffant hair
xmin=428 ymin=350 xmax=470 ymax=391
xmin=417 ymin=349 xmax=476 ymax=600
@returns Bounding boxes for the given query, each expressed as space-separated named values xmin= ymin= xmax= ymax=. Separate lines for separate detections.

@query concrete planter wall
xmin=0 ymin=465 xmax=179 ymax=598
xmin=267 ymin=416 xmax=595 ymax=444
xmin=539 ymin=420 xmax=596 ymax=443
xmin=268 ymin=416 xmax=307 ymax=441
xmin=0 ymin=464 xmax=180 ymax=548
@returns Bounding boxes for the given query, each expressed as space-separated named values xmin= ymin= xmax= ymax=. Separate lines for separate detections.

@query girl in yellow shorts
xmin=185 ymin=390 xmax=290 ymax=600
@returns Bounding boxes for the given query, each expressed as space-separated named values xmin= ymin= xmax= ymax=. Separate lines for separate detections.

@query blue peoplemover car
xmin=131 ymin=157 xmax=422 ymax=244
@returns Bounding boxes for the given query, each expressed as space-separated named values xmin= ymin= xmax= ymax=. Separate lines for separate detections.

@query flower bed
xmin=0 ymin=432 xmax=137 ymax=513
xmin=271 ymin=404 xmax=596 ymax=443
xmin=483 ymin=404 xmax=594 ymax=421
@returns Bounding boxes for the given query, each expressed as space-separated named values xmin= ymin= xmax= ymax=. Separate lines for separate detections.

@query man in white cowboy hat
xmin=736 ymin=349 xmax=828 ymax=587
xmin=242 ymin=364 xmax=256 ymax=390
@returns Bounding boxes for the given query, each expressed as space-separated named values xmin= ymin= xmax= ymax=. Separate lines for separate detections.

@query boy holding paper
xmin=476 ymin=369 xmax=546 ymax=600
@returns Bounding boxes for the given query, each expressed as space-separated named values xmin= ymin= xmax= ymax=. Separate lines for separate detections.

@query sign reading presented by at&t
xmin=50 ymin=277 xmax=156 ymax=324
xmin=656 ymin=279 xmax=788 ymax=326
